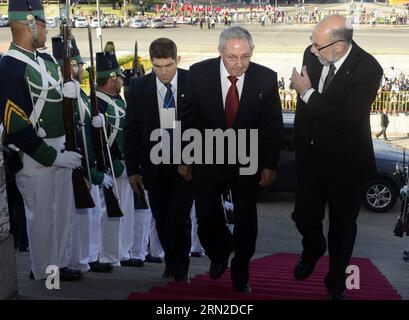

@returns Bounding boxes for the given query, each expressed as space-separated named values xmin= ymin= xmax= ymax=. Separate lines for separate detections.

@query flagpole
xmin=97 ymin=0 xmax=103 ymax=51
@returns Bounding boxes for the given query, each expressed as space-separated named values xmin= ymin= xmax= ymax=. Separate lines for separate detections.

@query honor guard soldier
xmin=52 ymin=36 xmax=114 ymax=274
xmin=95 ymin=51 xmax=141 ymax=267
xmin=0 ymin=0 xmax=83 ymax=281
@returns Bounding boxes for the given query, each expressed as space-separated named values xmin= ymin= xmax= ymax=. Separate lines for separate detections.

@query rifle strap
xmin=96 ymin=91 xmax=125 ymax=147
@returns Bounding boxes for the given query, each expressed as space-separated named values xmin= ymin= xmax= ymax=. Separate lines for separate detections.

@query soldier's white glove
xmin=7 ymin=144 xmax=20 ymax=152
xmin=62 ymin=81 xmax=77 ymax=99
xmin=53 ymin=151 xmax=82 ymax=169
xmin=92 ymin=113 xmax=105 ymax=128
xmin=102 ymin=174 xmax=114 ymax=188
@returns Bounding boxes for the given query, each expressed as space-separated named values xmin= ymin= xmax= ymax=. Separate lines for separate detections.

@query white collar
xmin=156 ymin=71 xmax=178 ymax=91
xmin=11 ymin=42 xmax=38 ymax=60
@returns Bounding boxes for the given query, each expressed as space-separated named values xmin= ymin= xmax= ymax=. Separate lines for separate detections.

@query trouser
xmin=118 ymin=178 xmax=135 ymax=261
xmin=16 ymin=167 xmax=74 ymax=279
xmin=148 ymin=166 xmax=193 ymax=279
xmin=130 ymin=191 xmax=164 ymax=260
xmin=148 ymin=210 xmax=164 ymax=258
xmin=89 ymin=185 xmax=102 ymax=263
xmin=195 ymin=178 xmax=259 ymax=287
xmin=375 ymin=127 xmax=388 ymax=140
xmin=68 ymin=206 xmax=92 ymax=273
xmin=190 ymin=202 xmax=204 ymax=254
xmin=292 ymin=158 xmax=365 ymax=293
xmin=100 ymin=176 xmax=134 ymax=265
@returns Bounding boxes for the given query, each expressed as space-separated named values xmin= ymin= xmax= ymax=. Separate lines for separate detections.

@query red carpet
xmin=128 ymin=253 xmax=401 ymax=300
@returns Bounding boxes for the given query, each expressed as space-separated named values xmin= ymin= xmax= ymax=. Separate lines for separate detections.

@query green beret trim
xmin=8 ymin=10 xmax=45 ymax=21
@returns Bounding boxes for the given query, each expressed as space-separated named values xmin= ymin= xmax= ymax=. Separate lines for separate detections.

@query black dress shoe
xmin=294 ymin=259 xmax=318 ymax=280
xmin=145 ymin=254 xmax=163 ymax=263
xmin=209 ymin=255 xmax=229 ymax=280
xmin=89 ymin=261 xmax=113 ymax=273
xmin=120 ymin=258 xmax=144 ymax=267
xmin=175 ymin=274 xmax=190 ymax=283
xmin=191 ymin=251 xmax=204 ymax=258
xmin=60 ymin=267 xmax=83 ymax=281
xmin=328 ymin=291 xmax=345 ymax=300
xmin=294 ymin=245 xmax=326 ymax=281
xmin=162 ymin=267 xmax=175 ymax=278
xmin=233 ymin=284 xmax=252 ymax=293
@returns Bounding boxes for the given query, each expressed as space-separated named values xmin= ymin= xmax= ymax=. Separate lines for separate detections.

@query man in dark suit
xmin=124 ymin=38 xmax=194 ymax=282
xmin=290 ymin=15 xmax=383 ymax=299
xmin=179 ymin=26 xmax=283 ymax=293
xmin=375 ymin=107 xmax=389 ymax=141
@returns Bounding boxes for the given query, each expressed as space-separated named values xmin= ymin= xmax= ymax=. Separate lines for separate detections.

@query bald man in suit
xmin=290 ymin=15 xmax=383 ymax=300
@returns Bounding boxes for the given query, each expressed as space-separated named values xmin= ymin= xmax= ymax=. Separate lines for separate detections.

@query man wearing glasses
xmin=179 ymin=26 xmax=283 ymax=293
xmin=290 ymin=15 xmax=383 ymax=299
xmin=0 ymin=0 xmax=82 ymax=281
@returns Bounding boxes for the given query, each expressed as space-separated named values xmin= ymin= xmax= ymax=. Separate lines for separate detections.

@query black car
xmin=269 ymin=113 xmax=406 ymax=212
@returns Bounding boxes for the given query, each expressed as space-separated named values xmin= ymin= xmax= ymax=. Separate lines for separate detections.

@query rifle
xmin=134 ymin=180 xmax=149 ymax=210
xmin=61 ymin=14 xmax=95 ymax=209
xmin=132 ymin=40 xmax=145 ymax=77
xmin=87 ymin=26 xmax=123 ymax=218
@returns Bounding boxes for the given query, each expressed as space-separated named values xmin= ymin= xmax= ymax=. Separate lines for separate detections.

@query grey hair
xmin=329 ymin=23 xmax=353 ymax=44
xmin=218 ymin=26 xmax=254 ymax=51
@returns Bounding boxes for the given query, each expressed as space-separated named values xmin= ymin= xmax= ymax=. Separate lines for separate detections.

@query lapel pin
xmin=181 ymin=94 xmax=185 ymax=98
xmin=258 ymin=93 xmax=263 ymax=100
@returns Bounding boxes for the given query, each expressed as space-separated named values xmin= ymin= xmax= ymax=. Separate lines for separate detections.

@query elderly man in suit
xmin=124 ymin=38 xmax=194 ymax=282
xmin=179 ymin=26 xmax=283 ymax=293
xmin=290 ymin=15 xmax=383 ymax=300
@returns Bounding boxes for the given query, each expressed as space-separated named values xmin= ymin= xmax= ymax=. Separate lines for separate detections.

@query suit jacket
xmin=181 ymin=57 xmax=283 ymax=188
xmin=124 ymin=68 xmax=189 ymax=191
xmin=294 ymin=41 xmax=383 ymax=184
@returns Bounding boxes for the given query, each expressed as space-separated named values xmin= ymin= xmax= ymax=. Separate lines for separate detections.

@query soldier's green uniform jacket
xmin=0 ymin=43 xmax=64 ymax=166
xmin=96 ymin=90 xmax=126 ymax=178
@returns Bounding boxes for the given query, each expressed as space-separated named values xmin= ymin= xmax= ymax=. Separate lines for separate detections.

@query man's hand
xmin=290 ymin=66 xmax=312 ymax=95
xmin=128 ymin=174 xmax=143 ymax=196
xmin=259 ymin=168 xmax=277 ymax=187
xmin=102 ymin=174 xmax=114 ymax=188
xmin=62 ymin=80 xmax=78 ymax=99
xmin=92 ymin=113 xmax=105 ymax=128
xmin=178 ymin=165 xmax=192 ymax=182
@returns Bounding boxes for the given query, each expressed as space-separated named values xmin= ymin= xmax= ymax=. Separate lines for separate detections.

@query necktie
xmin=322 ymin=64 xmax=336 ymax=94
xmin=225 ymin=75 xmax=239 ymax=128
xmin=164 ymin=83 xmax=175 ymax=109
xmin=164 ymin=83 xmax=175 ymax=161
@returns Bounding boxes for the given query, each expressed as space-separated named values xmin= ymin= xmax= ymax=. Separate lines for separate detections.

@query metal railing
xmin=78 ymin=83 xmax=409 ymax=114
xmin=278 ymin=89 xmax=409 ymax=113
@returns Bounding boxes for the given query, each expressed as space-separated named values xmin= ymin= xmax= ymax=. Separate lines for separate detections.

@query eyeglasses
xmin=223 ymin=54 xmax=251 ymax=63
xmin=310 ymin=36 xmax=345 ymax=51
